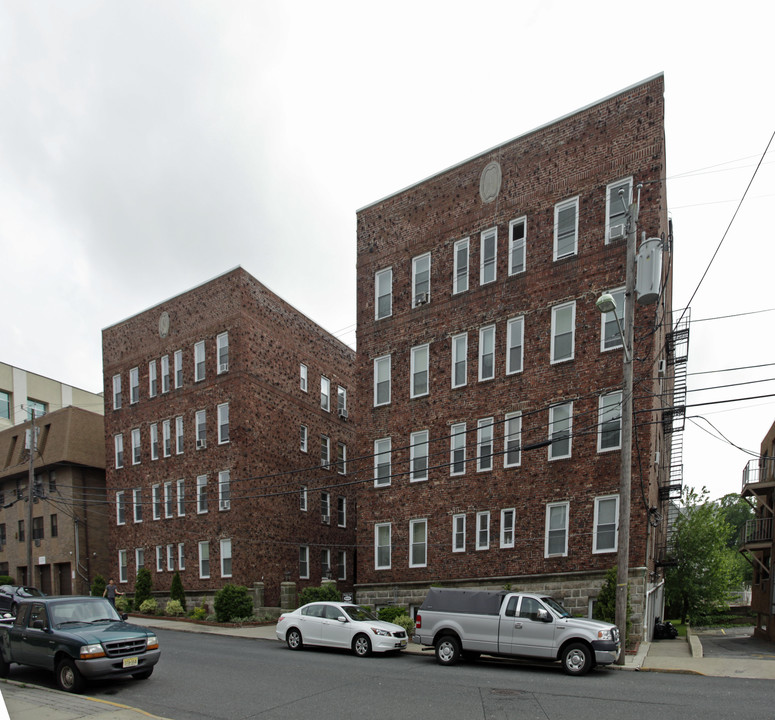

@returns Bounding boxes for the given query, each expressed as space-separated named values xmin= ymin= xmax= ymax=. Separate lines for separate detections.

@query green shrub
xmin=298 ymin=584 xmax=342 ymax=606
xmin=0 ymin=575 xmax=14 ymax=586
xmin=134 ymin=568 xmax=153 ymax=607
xmin=392 ymin=613 xmax=415 ymax=635
xmin=214 ymin=584 xmax=254 ymax=622
xmin=190 ymin=606 xmax=208 ymax=621
xmin=170 ymin=571 xmax=186 ymax=605
xmin=115 ymin=595 xmax=130 ymax=613
xmin=593 ymin=567 xmax=632 ymax=639
xmin=166 ymin=600 xmax=185 ymax=617
xmin=91 ymin=574 xmax=106 ymax=598
xmin=139 ymin=598 xmax=159 ymax=615
xmin=377 ymin=606 xmax=408 ymax=623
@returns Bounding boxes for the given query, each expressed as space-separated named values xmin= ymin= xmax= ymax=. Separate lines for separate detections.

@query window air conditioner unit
xmin=609 ymin=223 xmax=626 ymax=241
xmin=657 ymin=359 xmax=666 ymax=376
xmin=219 ymin=500 xmax=230 ymax=511
xmin=196 ymin=439 xmax=206 ymax=450
xmin=415 ymin=292 xmax=429 ymax=305
xmin=338 ymin=408 xmax=348 ymax=420
xmin=321 ymin=514 xmax=330 ymax=524
xmin=219 ymin=363 xmax=229 ymax=373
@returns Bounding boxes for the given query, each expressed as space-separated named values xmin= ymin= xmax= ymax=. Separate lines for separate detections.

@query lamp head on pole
xmin=596 ymin=292 xmax=617 ymax=315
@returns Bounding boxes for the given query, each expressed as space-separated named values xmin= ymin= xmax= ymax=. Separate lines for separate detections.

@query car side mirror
xmin=536 ymin=609 xmax=552 ymax=622
xmin=121 ymin=613 xmax=128 ymax=621
xmin=337 ymin=616 xmax=348 ymax=623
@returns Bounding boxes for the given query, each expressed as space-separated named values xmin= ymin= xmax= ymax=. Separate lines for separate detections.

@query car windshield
xmin=19 ymin=587 xmax=42 ymax=597
xmin=342 ymin=605 xmax=379 ymax=622
xmin=50 ymin=598 xmax=122 ymax=627
xmin=541 ymin=596 xmax=572 ymax=618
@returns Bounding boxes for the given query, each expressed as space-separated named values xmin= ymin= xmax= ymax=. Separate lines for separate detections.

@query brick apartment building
xmin=0 ymin=406 xmax=108 ymax=594
xmin=102 ymin=267 xmax=356 ymax=608
xmin=353 ymin=74 xmax=674 ymax=639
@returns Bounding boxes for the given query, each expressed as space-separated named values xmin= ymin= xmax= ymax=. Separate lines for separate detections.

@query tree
xmin=134 ymin=568 xmax=153 ymax=608
xmin=593 ymin=567 xmax=632 ymax=638
xmin=665 ymin=487 xmax=742 ymax=624
xmin=91 ymin=574 xmax=106 ymax=598
xmin=717 ymin=492 xmax=755 ymax=584
xmin=170 ymin=571 xmax=186 ymax=605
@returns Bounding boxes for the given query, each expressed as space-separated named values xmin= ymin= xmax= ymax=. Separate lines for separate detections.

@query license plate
xmin=122 ymin=656 xmax=139 ymax=668
xmin=400 ymin=639 xmax=407 ymax=648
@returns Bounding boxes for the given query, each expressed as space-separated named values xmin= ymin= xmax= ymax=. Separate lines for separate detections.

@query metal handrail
xmin=740 ymin=517 xmax=773 ymax=545
xmin=742 ymin=457 xmax=775 ymax=489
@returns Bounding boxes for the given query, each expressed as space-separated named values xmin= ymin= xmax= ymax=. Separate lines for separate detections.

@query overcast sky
xmin=2 ymin=1 xmax=774 ymax=502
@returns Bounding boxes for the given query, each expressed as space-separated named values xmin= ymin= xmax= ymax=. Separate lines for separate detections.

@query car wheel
xmin=56 ymin=657 xmax=85 ymax=693
xmin=132 ymin=668 xmax=154 ymax=680
xmin=352 ymin=633 xmax=372 ymax=658
xmin=286 ymin=628 xmax=303 ymax=651
xmin=435 ymin=635 xmax=461 ymax=666
xmin=561 ymin=642 xmax=593 ymax=676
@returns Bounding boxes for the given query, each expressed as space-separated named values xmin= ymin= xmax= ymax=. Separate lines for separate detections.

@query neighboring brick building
xmin=102 ymin=267 xmax=356 ymax=608
xmin=0 ymin=406 xmax=108 ymax=594
xmin=354 ymin=75 xmax=674 ymax=640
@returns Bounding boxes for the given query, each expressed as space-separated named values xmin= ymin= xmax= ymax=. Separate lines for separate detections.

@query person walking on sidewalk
xmin=103 ymin=578 xmax=124 ymax=608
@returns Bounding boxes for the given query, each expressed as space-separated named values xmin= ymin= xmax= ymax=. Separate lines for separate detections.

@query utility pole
xmin=26 ymin=409 xmax=36 ymax=587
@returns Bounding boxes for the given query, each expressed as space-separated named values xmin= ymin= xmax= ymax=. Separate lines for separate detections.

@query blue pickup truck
xmin=0 ymin=595 xmax=160 ymax=692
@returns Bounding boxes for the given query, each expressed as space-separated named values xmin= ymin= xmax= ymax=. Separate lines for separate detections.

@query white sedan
xmin=276 ymin=602 xmax=408 ymax=657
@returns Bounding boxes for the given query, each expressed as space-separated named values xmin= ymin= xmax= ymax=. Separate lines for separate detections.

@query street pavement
xmin=1 ymin=618 xmax=773 ymax=720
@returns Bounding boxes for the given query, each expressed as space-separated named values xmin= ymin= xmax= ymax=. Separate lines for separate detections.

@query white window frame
xmin=112 ymin=374 xmax=122 ymax=410
xmin=150 ymin=423 xmax=159 ymax=460
xmin=476 ymin=418 xmax=494 ymax=472
xmin=161 ymin=355 xmax=170 ymax=394
xmin=299 ymin=545 xmax=309 ymax=579
xmin=174 ymin=349 xmax=183 ymax=389
xmin=598 ymin=391 xmax=623 ymax=452
xmin=374 ymin=437 xmax=391 ymax=487
xmin=197 ymin=475 xmax=208 ymax=514
xmin=550 ymin=301 xmax=576 ymax=364
xmin=410 ymin=430 xmax=429 ymax=482
xmin=451 ymin=333 xmax=467 ymax=389
xmin=600 ymin=287 xmax=626 ymax=352
xmin=162 ymin=419 xmax=171 ymax=457
xmin=320 ymin=435 xmax=330 ymax=468
xmin=450 ymin=422 xmax=466 ymax=476
xmin=164 ymin=481 xmax=173 ymax=519
xmin=194 ymin=340 xmax=206 ymax=382
xmin=166 ymin=544 xmax=174 ymax=572
xmin=549 ymin=402 xmax=573 ymax=461
xmin=300 ymin=363 xmax=308 ymax=392
xmin=152 ymin=484 xmax=161 ymax=520
xmin=337 ymin=550 xmax=347 ymax=580
xmin=219 ymin=470 xmax=231 ymax=511
xmin=176 ymin=479 xmax=185 ymax=517
xmin=135 ymin=548 xmax=144 ymax=574
xmin=116 ymin=491 xmax=125 ymax=525
xmin=195 ymin=410 xmax=206 ymax=449
xmin=476 ymin=511 xmax=490 ymax=550
xmin=217 ymin=403 xmax=229 ymax=444
xmin=504 ymin=412 xmax=522 ymax=468
xmin=452 ymin=514 xmax=466 ymax=552
xmin=300 ymin=425 xmax=308 ymax=453
xmin=131 ymin=428 xmax=141 ymax=465
xmin=453 ymin=238 xmax=469 ymax=294
xmin=320 ymin=376 xmax=330 ymax=412
xmin=605 ymin=177 xmax=633 ymax=244
xmin=155 ymin=545 xmax=163 ymax=572
xmin=410 ymin=344 xmax=429 ymax=398
xmin=373 ymin=355 xmax=391 ymax=406
xmin=478 ymin=325 xmax=495 ymax=381
xmin=480 ymin=227 xmax=497 ymax=285
xmin=198 ymin=541 xmax=210 ymax=579
xmin=337 ymin=386 xmax=347 ymax=416
xmin=500 ymin=508 xmax=515 ymax=548
xmin=593 ymin=495 xmax=619 ymax=554
xmin=508 ymin=216 xmax=527 ymax=275
xmin=149 ymin=360 xmax=158 ymax=398
xmin=217 ymin=332 xmax=229 ymax=373
xmin=337 ymin=496 xmax=346 ymax=527
xmin=545 ymin=502 xmax=569 ymax=557
xmin=375 ymin=523 xmax=391 ymax=570
xmin=220 ymin=538 xmax=232 ymax=578
xmin=375 ymin=267 xmax=393 ymax=319
xmin=321 ymin=549 xmax=331 ymax=579
xmin=336 ymin=442 xmax=346 ymax=475
xmin=412 ymin=252 xmax=431 ymax=307
xmin=299 ymin=486 xmax=308 ymax=511
xmin=409 ymin=518 xmax=428 ymax=568
xmin=114 ymin=434 xmax=124 ymax=469
xmin=129 ymin=367 xmax=139 ymax=404
xmin=178 ymin=542 xmax=185 ymax=570
xmin=321 ymin=492 xmax=330 ymax=523
xmin=119 ymin=549 xmax=128 ymax=583
xmin=175 ymin=416 xmax=184 ymax=455
xmin=133 ymin=488 xmax=142 ymax=523
xmin=554 ymin=196 xmax=579 ymax=260
xmin=506 ymin=316 xmax=524 ymax=375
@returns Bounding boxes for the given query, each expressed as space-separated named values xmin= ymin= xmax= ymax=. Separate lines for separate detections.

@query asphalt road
xmin=6 ymin=630 xmax=774 ymax=720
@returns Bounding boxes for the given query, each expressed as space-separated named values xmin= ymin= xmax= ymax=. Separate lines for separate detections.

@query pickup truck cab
xmin=413 ymin=588 xmax=620 ymax=675
xmin=0 ymin=596 xmax=160 ymax=692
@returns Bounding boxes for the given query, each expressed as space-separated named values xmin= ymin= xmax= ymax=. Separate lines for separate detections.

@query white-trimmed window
xmin=600 ymin=287 xmax=625 ymax=351
xmin=320 ymin=435 xmax=330 ymax=468
xmin=374 ymin=437 xmax=391 ymax=487
xmin=506 ymin=317 xmax=524 ymax=375
xmin=300 ymin=363 xmax=308 ymax=392
xmin=152 ymin=484 xmax=161 ymax=520
xmin=178 ymin=543 xmax=185 ymax=570
xmin=129 ymin=367 xmax=139 ymax=404
xmin=131 ymin=428 xmax=141 ymax=465
xmin=196 ymin=410 xmax=206 ymax=449
xmin=412 ymin=253 xmax=431 ymax=307
xmin=299 ymin=546 xmax=309 ymax=579
xmin=374 ymin=355 xmax=391 ymax=406
xmin=164 ymin=481 xmax=173 ymax=518
xmin=150 ymin=423 xmax=159 ymax=460
xmin=375 ymin=267 xmax=393 ymax=319
xmin=476 ymin=511 xmax=490 ymax=550
xmin=135 ymin=548 xmax=145 ymax=574
xmin=194 ymin=340 xmax=206 ymax=382
xmin=410 ymin=430 xmax=429 ymax=482
xmin=112 ymin=374 xmax=122 ymax=410
xmin=162 ymin=419 xmax=171 ymax=457
xmin=605 ymin=177 xmax=632 ymax=244
xmin=176 ymin=479 xmax=185 ymax=517
xmin=321 ymin=549 xmax=331 ymax=579
xmin=554 ymin=196 xmax=579 ymax=260
xmin=452 ymin=514 xmax=466 ymax=552
xmin=411 ymin=344 xmax=429 ymax=398
xmin=133 ymin=488 xmax=142 ymax=523
xmin=594 ymin=495 xmax=619 ymax=553
xmin=220 ymin=538 xmax=232 ymax=578
xmin=166 ymin=544 xmax=174 ymax=572
xmin=119 ymin=549 xmax=128 ymax=583
xmin=598 ymin=391 xmax=623 ymax=452
xmin=480 ymin=227 xmax=497 ymax=285
xmin=451 ymin=333 xmax=467 ymax=388
xmin=217 ymin=403 xmax=229 ymax=444
xmin=545 ymin=502 xmax=569 ymax=557
xmin=509 ymin=216 xmax=526 ymax=275
xmin=174 ymin=349 xmax=183 ymax=388
xmin=453 ymin=238 xmax=469 ymax=294
xmin=116 ymin=491 xmax=125 ymax=525
xmin=300 ymin=425 xmax=308 ymax=453
xmin=337 ymin=386 xmax=347 ymax=417
xmin=409 ymin=519 xmax=428 ymax=568
xmin=504 ymin=412 xmax=522 ymax=468
xmin=161 ymin=355 xmax=170 ymax=394
xmin=217 ymin=332 xmax=229 ymax=373
xmin=320 ymin=376 xmax=330 ymax=412
xmin=337 ymin=550 xmax=346 ymax=580
xmin=149 ymin=360 xmax=158 ymax=398
xmin=114 ymin=434 xmax=124 ymax=469
xmin=336 ymin=442 xmax=347 ymax=475
xmin=476 ymin=418 xmax=494 ymax=472
xmin=199 ymin=541 xmax=210 ymax=579
xmin=197 ymin=475 xmax=208 ymax=514
xmin=175 ymin=416 xmax=184 ymax=455
xmin=500 ymin=508 xmax=515 ymax=548
xmin=450 ymin=422 xmax=466 ymax=476
xmin=478 ymin=325 xmax=495 ymax=381
xmin=375 ymin=523 xmax=391 ymax=569
xmin=337 ymin=496 xmax=346 ymax=527
xmin=551 ymin=301 xmax=575 ymax=363
xmin=299 ymin=486 xmax=308 ymax=511
xmin=321 ymin=492 xmax=330 ymax=523
xmin=549 ymin=402 xmax=573 ymax=460
xmin=219 ymin=470 xmax=231 ymax=511
xmin=155 ymin=545 xmax=163 ymax=572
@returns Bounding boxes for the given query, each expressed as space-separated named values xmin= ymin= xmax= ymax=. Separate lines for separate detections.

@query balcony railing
xmin=741 ymin=457 xmax=775 ymax=490
xmin=740 ymin=517 xmax=773 ymax=546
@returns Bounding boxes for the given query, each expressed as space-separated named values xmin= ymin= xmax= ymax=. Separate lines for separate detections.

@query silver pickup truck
xmin=413 ymin=587 xmax=620 ymax=675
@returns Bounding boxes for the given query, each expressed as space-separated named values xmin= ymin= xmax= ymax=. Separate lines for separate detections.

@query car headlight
xmin=146 ymin=635 xmax=159 ymax=650
xmin=80 ymin=643 xmax=105 ymax=659
xmin=596 ymin=629 xmax=613 ymax=641
xmin=370 ymin=627 xmax=391 ymax=636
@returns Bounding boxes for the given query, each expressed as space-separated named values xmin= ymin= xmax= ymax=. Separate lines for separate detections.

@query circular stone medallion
xmin=480 ymin=161 xmax=502 ymax=203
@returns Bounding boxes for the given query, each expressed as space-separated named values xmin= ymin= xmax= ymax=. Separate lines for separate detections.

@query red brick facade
xmin=102 ymin=268 xmax=356 ymax=607
xmin=354 ymin=76 xmax=672 ymax=634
